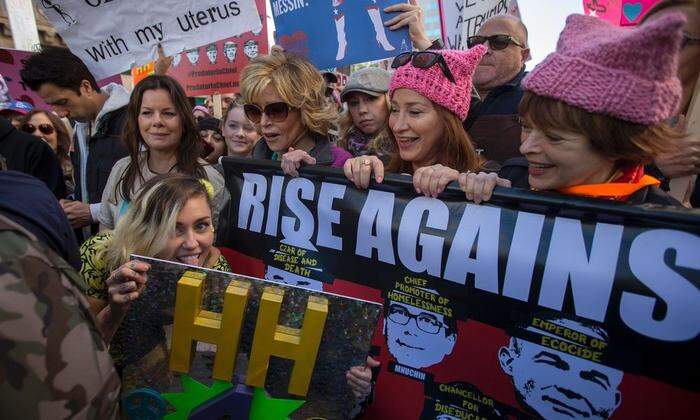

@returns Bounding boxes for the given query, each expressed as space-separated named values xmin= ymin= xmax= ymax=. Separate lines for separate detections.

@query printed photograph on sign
xmin=120 ymin=256 xmax=381 ymax=419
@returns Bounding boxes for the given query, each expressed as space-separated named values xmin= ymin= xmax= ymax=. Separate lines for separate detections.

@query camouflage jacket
xmin=0 ymin=215 xmax=120 ymax=419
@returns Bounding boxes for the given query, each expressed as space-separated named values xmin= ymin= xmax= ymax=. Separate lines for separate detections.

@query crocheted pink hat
xmin=389 ymin=46 xmax=487 ymax=120
xmin=522 ymin=13 xmax=684 ymax=125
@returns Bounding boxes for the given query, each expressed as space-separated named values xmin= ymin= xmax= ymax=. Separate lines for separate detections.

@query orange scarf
xmin=555 ymin=165 xmax=660 ymax=202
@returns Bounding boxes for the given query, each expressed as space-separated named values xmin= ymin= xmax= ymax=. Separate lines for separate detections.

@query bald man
xmin=464 ymin=15 xmax=531 ymax=165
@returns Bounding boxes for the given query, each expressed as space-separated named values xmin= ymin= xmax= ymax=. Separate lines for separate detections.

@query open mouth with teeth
xmin=176 ymin=254 xmax=201 ymax=265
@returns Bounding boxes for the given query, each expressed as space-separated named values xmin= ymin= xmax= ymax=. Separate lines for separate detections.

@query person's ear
xmin=79 ymin=79 xmax=95 ymax=97
xmin=521 ymin=47 xmax=531 ymax=63
xmin=498 ymin=343 xmax=515 ymax=375
xmin=614 ymin=391 xmax=622 ymax=410
xmin=445 ymin=332 xmax=457 ymax=356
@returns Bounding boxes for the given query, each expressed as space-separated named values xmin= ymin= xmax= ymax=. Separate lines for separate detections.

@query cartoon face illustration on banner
xmin=383 ymin=287 xmax=456 ymax=370
xmin=206 ymin=44 xmax=218 ymax=64
xmin=172 ymin=53 xmax=181 ymax=67
xmin=499 ymin=316 xmax=623 ymax=419
xmin=223 ymin=42 xmax=238 ymax=63
xmin=186 ymin=48 xmax=200 ymax=66
xmin=244 ymin=40 xmax=259 ymax=60
xmin=264 ymin=265 xmax=323 ymax=291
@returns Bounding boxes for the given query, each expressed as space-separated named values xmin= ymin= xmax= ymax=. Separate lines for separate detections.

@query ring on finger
xmin=129 ymin=261 xmax=136 ymax=270
xmin=361 ymin=159 xmax=371 ymax=166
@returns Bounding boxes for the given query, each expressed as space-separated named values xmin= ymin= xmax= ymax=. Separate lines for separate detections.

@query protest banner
xmin=440 ymin=0 xmax=520 ymax=50
xmin=583 ymin=0 xmax=661 ymax=26
xmin=121 ymin=256 xmax=381 ymax=419
xmin=35 ymin=0 xmax=262 ymax=79
xmin=0 ymin=47 xmax=121 ymax=109
xmin=219 ymin=157 xmax=700 ymax=419
xmin=272 ymin=0 xmax=412 ymax=70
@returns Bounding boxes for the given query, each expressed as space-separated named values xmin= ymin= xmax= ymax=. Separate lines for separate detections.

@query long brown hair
xmin=119 ymin=75 xmax=205 ymax=201
xmin=22 ymin=109 xmax=71 ymax=166
xmin=386 ymin=104 xmax=481 ymax=173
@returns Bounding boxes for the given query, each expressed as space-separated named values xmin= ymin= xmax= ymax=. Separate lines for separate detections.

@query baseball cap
xmin=0 ymin=100 xmax=32 ymax=115
xmin=340 ymin=68 xmax=391 ymax=102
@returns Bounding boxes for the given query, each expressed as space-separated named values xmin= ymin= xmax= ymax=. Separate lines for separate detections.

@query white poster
xmin=4 ymin=0 xmax=40 ymax=51
xmin=34 ymin=0 xmax=262 ymax=79
xmin=440 ymin=0 xmax=519 ymax=50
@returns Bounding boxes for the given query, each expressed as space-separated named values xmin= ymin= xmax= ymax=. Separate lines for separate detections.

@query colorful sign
xmin=36 ymin=0 xmax=262 ymax=79
xmin=583 ymin=0 xmax=661 ymax=26
xmin=121 ymin=256 xmax=381 ymax=419
xmin=272 ymin=0 xmax=412 ymax=70
xmin=220 ymin=157 xmax=700 ymax=419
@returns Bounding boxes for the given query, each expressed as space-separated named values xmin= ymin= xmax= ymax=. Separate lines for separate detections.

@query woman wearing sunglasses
xmin=98 ymin=75 xmax=227 ymax=230
xmin=343 ymin=47 xmax=491 ymax=198
xmin=21 ymin=109 xmax=74 ymax=194
xmin=460 ymin=13 xmax=684 ymax=206
xmin=240 ymin=47 xmax=351 ymax=176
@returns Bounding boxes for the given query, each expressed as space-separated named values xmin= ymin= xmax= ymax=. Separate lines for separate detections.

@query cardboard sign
xmin=272 ymin=0 xmax=412 ymax=70
xmin=440 ymin=0 xmax=520 ymax=50
xmin=582 ymin=0 xmax=661 ymax=26
xmin=219 ymin=157 xmax=700 ymax=419
xmin=121 ymin=256 xmax=381 ymax=419
xmin=35 ymin=0 xmax=262 ymax=79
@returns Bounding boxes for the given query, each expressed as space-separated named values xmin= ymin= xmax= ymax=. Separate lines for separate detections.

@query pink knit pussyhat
xmin=522 ymin=13 xmax=684 ymax=125
xmin=389 ymin=46 xmax=487 ymax=120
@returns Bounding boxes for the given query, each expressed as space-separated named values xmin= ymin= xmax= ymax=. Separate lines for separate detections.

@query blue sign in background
xmin=272 ymin=0 xmax=412 ymax=69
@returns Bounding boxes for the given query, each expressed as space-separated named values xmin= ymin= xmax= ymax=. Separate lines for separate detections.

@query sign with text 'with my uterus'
xmin=34 ymin=0 xmax=262 ymax=79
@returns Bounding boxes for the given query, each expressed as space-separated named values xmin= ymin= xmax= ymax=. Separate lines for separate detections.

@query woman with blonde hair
xmin=240 ymin=47 xmax=351 ymax=175
xmin=80 ymin=174 xmax=231 ymax=373
xmin=337 ymin=67 xmax=394 ymax=158
xmin=343 ymin=47 xmax=489 ymax=198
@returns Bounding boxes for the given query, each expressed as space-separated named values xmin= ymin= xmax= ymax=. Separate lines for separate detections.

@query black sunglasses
xmin=243 ymin=102 xmax=291 ymax=124
xmin=391 ymin=51 xmax=456 ymax=83
xmin=21 ymin=122 xmax=55 ymax=136
xmin=467 ymin=34 xmax=524 ymax=50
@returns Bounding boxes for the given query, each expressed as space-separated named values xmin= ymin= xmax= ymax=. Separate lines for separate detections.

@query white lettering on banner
xmin=538 ymin=218 xmax=623 ymax=322
xmin=356 ymin=190 xmax=396 ymax=265
xmin=622 ymin=230 xmax=700 ymax=341
xmin=271 ymin=0 xmax=309 ymax=17
xmin=443 ymin=204 xmax=500 ymax=293
xmin=502 ymin=211 xmax=546 ymax=301
xmin=281 ymin=177 xmax=316 ymax=251
xmin=40 ymin=0 xmax=262 ymax=79
xmin=236 ymin=174 xmax=699 ymax=342
xmin=317 ymin=182 xmax=345 ymax=251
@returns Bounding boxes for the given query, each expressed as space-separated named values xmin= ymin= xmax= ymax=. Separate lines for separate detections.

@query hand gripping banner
xmin=220 ymin=157 xmax=700 ymax=419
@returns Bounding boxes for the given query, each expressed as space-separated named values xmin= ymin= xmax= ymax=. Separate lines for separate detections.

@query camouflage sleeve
xmin=213 ymin=252 xmax=232 ymax=273
xmin=0 ymin=224 xmax=120 ymax=419
xmin=79 ymin=232 xmax=112 ymax=301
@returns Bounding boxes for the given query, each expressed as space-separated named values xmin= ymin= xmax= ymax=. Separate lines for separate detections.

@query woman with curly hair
xmin=240 ymin=47 xmax=351 ymax=176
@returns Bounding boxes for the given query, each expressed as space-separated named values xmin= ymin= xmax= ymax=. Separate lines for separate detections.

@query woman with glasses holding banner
xmin=461 ymin=13 xmax=685 ymax=206
xmin=239 ymin=47 xmax=351 ymax=176
xmin=343 ymin=46 xmax=495 ymax=198
xmin=98 ymin=75 xmax=226 ymax=230
xmin=20 ymin=109 xmax=74 ymax=194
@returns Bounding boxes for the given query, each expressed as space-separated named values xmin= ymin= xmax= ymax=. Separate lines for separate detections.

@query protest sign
xmin=0 ymin=47 xmax=121 ymax=109
xmin=121 ymin=256 xmax=381 ymax=419
xmin=440 ymin=0 xmax=520 ymax=50
xmin=219 ymin=157 xmax=700 ymax=419
xmin=272 ymin=0 xmax=412 ymax=70
xmin=35 ymin=0 xmax=262 ymax=80
xmin=583 ymin=0 xmax=661 ymax=26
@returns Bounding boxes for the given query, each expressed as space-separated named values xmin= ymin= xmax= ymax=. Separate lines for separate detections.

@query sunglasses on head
xmin=21 ymin=123 xmax=55 ymax=136
xmin=243 ymin=102 xmax=291 ymax=124
xmin=391 ymin=51 xmax=456 ymax=83
xmin=467 ymin=34 xmax=524 ymax=50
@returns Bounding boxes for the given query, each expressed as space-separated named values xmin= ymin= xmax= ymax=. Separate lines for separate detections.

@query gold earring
xmin=211 ymin=226 xmax=215 ymax=233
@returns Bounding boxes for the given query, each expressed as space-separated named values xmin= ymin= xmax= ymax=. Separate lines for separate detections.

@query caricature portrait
xmin=499 ymin=315 xmax=623 ymax=419
xmin=223 ymin=41 xmax=238 ymax=63
xmin=243 ymin=40 xmax=259 ymax=60
xmin=206 ymin=44 xmax=218 ymax=64
xmin=384 ymin=287 xmax=457 ymax=370
xmin=186 ymin=48 xmax=200 ymax=66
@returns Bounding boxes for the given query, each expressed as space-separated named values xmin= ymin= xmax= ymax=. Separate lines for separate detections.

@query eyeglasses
xmin=21 ymin=123 xmax=55 ymax=136
xmin=467 ymin=34 xmax=525 ymax=50
xmin=391 ymin=51 xmax=456 ymax=83
xmin=243 ymin=102 xmax=291 ymax=124
xmin=387 ymin=303 xmax=446 ymax=335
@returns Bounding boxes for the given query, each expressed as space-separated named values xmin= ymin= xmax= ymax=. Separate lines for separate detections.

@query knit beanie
xmin=522 ymin=13 xmax=684 ymax=125
xmin=389 ymin=46 xmax=487 ymax=120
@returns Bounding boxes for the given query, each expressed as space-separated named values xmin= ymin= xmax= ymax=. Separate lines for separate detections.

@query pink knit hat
xmin=389 ymin=46 xmax=487 ymax=120
xmin=522 ymin=13 xmax=684 ymax=125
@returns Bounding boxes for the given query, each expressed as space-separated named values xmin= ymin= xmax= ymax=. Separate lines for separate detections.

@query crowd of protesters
xmin=1 ymin=0 xmax=699 ymax=417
